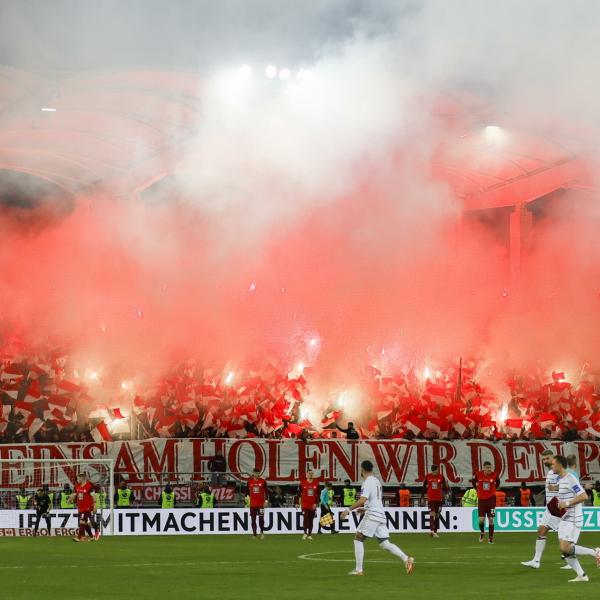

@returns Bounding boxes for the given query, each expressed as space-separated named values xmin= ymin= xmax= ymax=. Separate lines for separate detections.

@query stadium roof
xmin=0 ymin=67 xmax=592 ymax=209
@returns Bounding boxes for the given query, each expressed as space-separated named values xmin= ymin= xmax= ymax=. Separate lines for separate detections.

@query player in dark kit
xmin=246 ymin=468 xmax=268 ymax=539
xmin=472 ymin=461 xmax=500 ymax=544
xmin=297 ymin=469 xmax=319 ymax=540
xmin=423 ymin=464 xmax=448 ymax=538
xmin=33 ymin=488 xmax=52 ymax=536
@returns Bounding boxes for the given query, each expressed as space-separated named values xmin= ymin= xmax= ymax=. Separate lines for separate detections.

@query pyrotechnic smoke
xmin=0 ymin=0 xmax=599 ymax=407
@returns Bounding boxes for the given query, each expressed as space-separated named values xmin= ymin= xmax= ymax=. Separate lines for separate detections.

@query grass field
xmin=3 ymin=531 xmax=600 ymax=599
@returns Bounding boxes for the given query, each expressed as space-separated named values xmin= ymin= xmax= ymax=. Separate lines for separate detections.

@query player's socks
xmin=574 ymin=545 xmax=597 ymax=557
xmin=251 ymin=516 xmax=257 ymax=536
xmin=533 ymin=536 xmax=546 ymax=562
xmin=488 ymin=524 xmax=494 ymax=541
xmin=353 ymin=539 xmax=364 ymax=572
xmin=566 ymin=557 xmax=585 ymax=577
xmin=78 ymin=524 xmax=86 ymax=539
xmin=479 ymin=521 xmax=485 ymax=534
xmin=435 ymin=516 xmax=440 ymax=533
xmin=379 ymin=540 xmax=408 ymax=562
xmin=259 ymin=517 xmax=265 ymax=534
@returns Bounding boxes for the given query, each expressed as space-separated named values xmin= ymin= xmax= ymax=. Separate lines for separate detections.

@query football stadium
xmin=1 ymin=1 xmax=600 ymax=598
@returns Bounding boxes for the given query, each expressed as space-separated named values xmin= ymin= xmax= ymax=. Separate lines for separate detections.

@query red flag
xmin=110 ymin=408 xmax=126 ymax=420
xmin=504 ymin=418 xmax=524 ymax=435
xmin=91 ymin=421 xmax=112 ymax=442
xmin=57 ymin=379 xmax=81 ymax=393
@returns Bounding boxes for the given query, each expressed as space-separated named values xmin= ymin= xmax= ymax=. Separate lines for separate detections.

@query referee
xmin=33 ymin=487 xmax=52 ymax=536
xmin=318 ymin=482 xmax=338 ymax=534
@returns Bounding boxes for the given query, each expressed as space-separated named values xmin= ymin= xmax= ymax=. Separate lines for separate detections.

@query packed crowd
xmin=1 ymin=345 xmax=600 ymax=443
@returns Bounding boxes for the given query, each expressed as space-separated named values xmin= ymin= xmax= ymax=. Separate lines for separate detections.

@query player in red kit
xmin=246 ymin=468 xmax=268 ymax=539
xmin=472 ymin=461 xmax=500 ymax=544
xmin=297 ymin=469 xmax=319 ymax=540
xmin=70 ymin=473 xmax=100 ymax=542
xmin=423 ymin=464 xmax=448 ymax=538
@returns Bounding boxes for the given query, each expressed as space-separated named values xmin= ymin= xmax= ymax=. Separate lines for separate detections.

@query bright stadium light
xmin=41 ymin=107 xmax=57 ymax=112
xmin=423 ymin=366 xmax=431 ymax=380
xmin=89 ymin=371 xmax=99 ymax=381
xmin=483 ymin=125 xmax=507 ymax=145
xmin=278 ymin=68 xmax=291 ymax=81
xmin=265 ymin=65 xmax=277 ymax=79
xmin=238 ymin=65 xmax=253 ymax=80
xmin=121 ymin=380 xmax=133 ymax=391
xmin=225 ymin=371 xmax=234 ymax=385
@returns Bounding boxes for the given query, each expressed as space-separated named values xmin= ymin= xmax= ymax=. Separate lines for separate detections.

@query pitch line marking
xmin=297 ymin=551 xmax=537 ymax=565
xmin=0 ymin=560 xmax=294 ymax=570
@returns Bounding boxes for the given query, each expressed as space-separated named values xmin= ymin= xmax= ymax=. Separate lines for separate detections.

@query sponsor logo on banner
xmin=1 ymin=438 xmax=599 ymax=487
xmin=472 ymin=508 xmax=600 ymax=532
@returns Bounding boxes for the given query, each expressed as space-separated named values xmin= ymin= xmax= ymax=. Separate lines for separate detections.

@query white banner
xmin=1 ymin=439 xmax=600 ymax=487
xmin=2 ymin=507 xmax=600 ymax=536
xmin=0 ymin=507 xmax=471 ymax=536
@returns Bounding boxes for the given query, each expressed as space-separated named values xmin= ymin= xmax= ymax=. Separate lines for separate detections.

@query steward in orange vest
xmin=519 ymin=482 xmax=532 ymax=506
xmin=398 ymin=485 xmax=411 ymax=507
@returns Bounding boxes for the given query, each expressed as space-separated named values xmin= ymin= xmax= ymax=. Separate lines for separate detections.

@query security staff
xmin=16 ymin=487 xmax=31 ymax=510
xmin=96 ymin=488 xmax=107 ymax=509
xmin=43 ymin=485 xmax=55 ymax=510
xmin=398 ymin=484 xmax=411 ymax=507
xmin=495 ymin=489 xmax=506 ymax=507
xmin=161 ymin=485 xmax=175 ymax=509
xmin=60 ymin=484 xmax=75 ymax=509
xmin=518 ymin=482 xmax=533 ymax=507
xmin=461 ymin=486 xmax=478 ymax=507
xmin=592 ymin=481 xmax=600 ymax=507
xmin=196 ymin=484 xmax=216 ymax=508
xmin=342 ymin=479 xmax=357 ymax=507
xmin=116 ymin=482 xmax=133 ymax=508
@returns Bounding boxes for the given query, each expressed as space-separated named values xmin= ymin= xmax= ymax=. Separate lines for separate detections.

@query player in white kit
xmin=552 ymin=454 xmax=600 ymax=582
xmin=340 ymin=460 xmax=414 ymax=576
xmin=521 ymin=449 xmax=562 ymax=569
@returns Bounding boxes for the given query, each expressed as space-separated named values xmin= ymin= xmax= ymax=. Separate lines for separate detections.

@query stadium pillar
xmin=509 ymin=203 xmax=532 ymax=289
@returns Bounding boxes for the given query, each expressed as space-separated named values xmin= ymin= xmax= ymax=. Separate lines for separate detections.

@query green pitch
xmin=3 ymin=532 xmax=600 ymax=599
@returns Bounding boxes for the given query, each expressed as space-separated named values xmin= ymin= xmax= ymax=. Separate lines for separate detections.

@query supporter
xmin=1 ymin=347 xmax=600 ymax=442
xmin=208 ymin=449 xmax=227 ymax=485
xmin=336 ymin=421 xmax=360 ymax=440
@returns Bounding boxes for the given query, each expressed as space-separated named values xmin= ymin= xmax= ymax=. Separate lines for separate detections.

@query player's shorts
xmin=357 ymin=515 xmax=389 ymax=540
xmin=558 ymin=520 xmax=581 ymax=544
xmin=78 ymin=511 xmax=92 ymax=523
xmin=249 ymin=507 xmax=264 ymax=518
xmin=477 ymin=497 xmax=496 ymax=518
xmin=428 ymin=500 xmax=442 ymax=512
xmin=539 ymin=508 xmax=561 ymax=531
